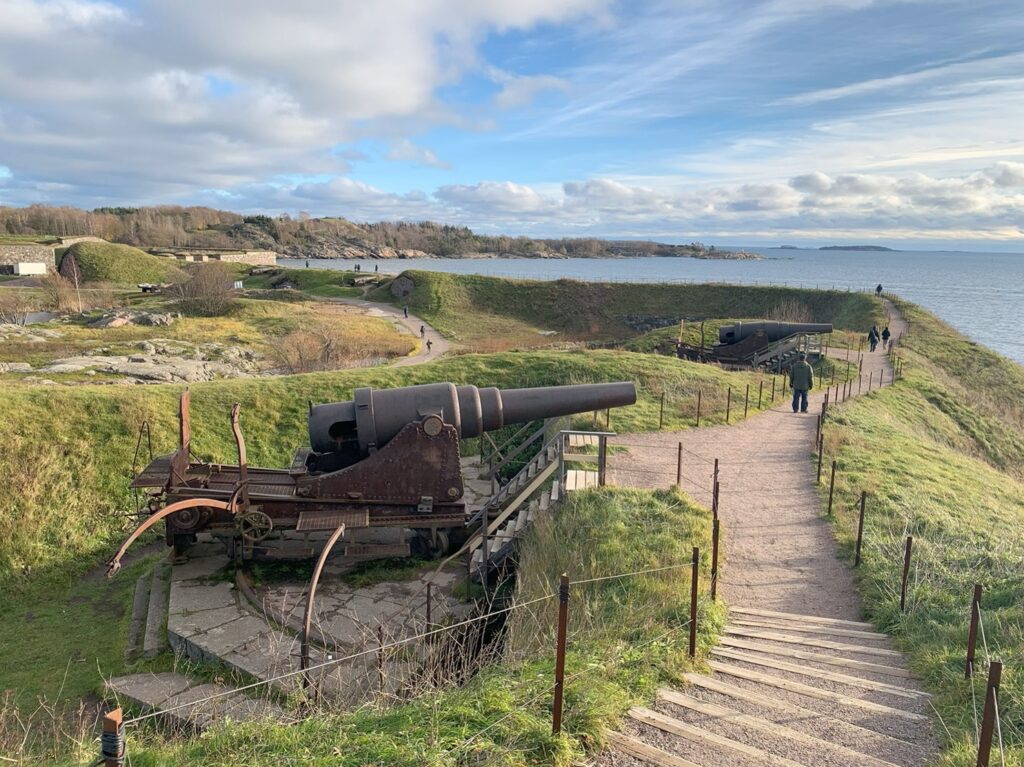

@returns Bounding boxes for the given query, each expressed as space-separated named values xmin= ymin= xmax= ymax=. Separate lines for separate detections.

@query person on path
xmin=375 ymin=264 xmax=379 ymax=272
xmin=426 ymin=339 xmax=433 ymax=352
xmin=868 ymin=326 xmax=879 ymax=352
xmin=881 ymin=325 xmax=891 ymax=350
xmin=420 ymin=325 xmax=425 ymax=338
xmin=789 ymin=352 xmax=814 ymax=413
xmin=305 ymin=259 xmax=309 ymax=269
xmin=403 ymin=306 xmax=408 ymax=318
xmin=876 ymin=283 xmax=883 ymax=296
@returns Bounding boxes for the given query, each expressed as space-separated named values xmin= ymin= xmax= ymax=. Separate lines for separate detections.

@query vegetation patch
xmin=60 ymin=241 xmax=187 ymax=285
xmin=243 ymin=267 xmax=367 ymax=298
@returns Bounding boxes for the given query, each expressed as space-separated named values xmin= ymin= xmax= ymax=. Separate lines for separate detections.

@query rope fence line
xmin=571 ymin=560 xmax=696 ymax=586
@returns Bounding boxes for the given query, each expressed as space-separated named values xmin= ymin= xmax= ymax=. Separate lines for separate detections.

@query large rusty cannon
xmin=108 ymin=381 xmax=635 ymax=573
xmin=718 ymin=321 xmax=833 ymax=345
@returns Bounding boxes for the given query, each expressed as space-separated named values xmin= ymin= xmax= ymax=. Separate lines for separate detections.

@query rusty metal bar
xmin=301 ymin=523 xmax=347 ymax=692
xmin=855 ymin=492 xmax=866 ymax=567
xmin=598 ymin=435 xmax=608 ymax=487
xmin=101 ymin=708 xmax=125 ymax=767
xmin=179 ymin=388 xmax=191 ymax=451
xmin=696 ymin=389 xmax=702 ymax=427
xmin=900 ymin=535 xmax=913 ymax=611
xmin=976 ymin=661 xmax=1002 ymax=767
xmin=827 ymin=461 xmax=837 ymax=515
xmin=710 ymin=520 xmax=720 ymax=602
xmin=744 ymin=384 xmax=750 ymax=419
xmin=758 ymin=380 xmax=764 ymax=409
xmin=230 ymin=404 xmax=250 ymax=513
xmin=676 ymin=442 xmax=682 ymax=487
xmin=713 ymin=458 xmax=719 ymax=493
xmin=689 ymin=547 xmax=699 ymax=658
xmin=965 ymin=584 xmax=982 ymax=678
xmin=552 ymin=573 xmax=570 ymax=735
xmin=725 ymin=387 xmax=731 ymax=423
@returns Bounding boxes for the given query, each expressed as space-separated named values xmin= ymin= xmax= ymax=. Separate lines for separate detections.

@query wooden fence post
xmin=816 ymin=433 xmax=824 ymax=484
xmin=695 ymin=388 xmax=703 ymax=427
xmin=676 ymin=442 xmax=682 ymax=487
xmin=758 ymin=380 xmax=764 ymax=409
xmin=689 ymin=547 xmax=699 ymax=658
xmin=552 ymin=573 xmax=570 ymax=735
xmin=976 ymin=661 xmax=1003 ymax=767
xmin=827 ymin=461 xmax=837 ymax=515
xmin=744 ymin=384 xmax=750 ymax=418
xmin=965 ymin=584 xmax=982 ymax=678
xmin=900 ymin=536 xmax=913 ymax=612
xmin=101 ymin=709 xmax=125 ymax=767
xmin=659 ymin=392 xmax=665 ymax=430
xmin=712 ymin=481 xmax=720 ymax=520
xmin=725 ymin=388 xmax=731 ymax=423
xmin=713 ymin=458 xmax=719 ymax=493
xmin=855 ymin=491 xmax=866 ymax=566
xmin=710 ymin=520 xmax=720 ymax=601
xmin=771 ymin=376 xmax=776 ymax=401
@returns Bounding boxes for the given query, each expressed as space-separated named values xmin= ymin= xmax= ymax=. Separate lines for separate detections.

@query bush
xmin=170 ymin=262 xmax=238 ymax=316
xmin=59 ymin=241 xmax=186 ymax=284
xmin=0 ymin=290 xmax=37 ymax=325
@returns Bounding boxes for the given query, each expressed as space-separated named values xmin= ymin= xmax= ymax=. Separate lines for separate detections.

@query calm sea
xmin=279 ymin=247 xmax=1024 ymax=364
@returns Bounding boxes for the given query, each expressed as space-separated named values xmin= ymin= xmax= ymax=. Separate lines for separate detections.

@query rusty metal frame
xmin=300 ymin=523 xmax=347 ymax=694
xmin=105 ymin=497 xmax=233 ymax=576
xmin=230 ymin=403 xmax=250 ymax=514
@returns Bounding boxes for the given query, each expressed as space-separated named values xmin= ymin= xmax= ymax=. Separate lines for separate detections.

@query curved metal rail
xmin=300 ymin=523 xmax=347 ymax=694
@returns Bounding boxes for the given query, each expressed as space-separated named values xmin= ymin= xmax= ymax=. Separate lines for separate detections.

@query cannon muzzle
xmin=308 ymin=381 xmax=636 ymax=454
xmin=719 ymin=321 xmax=833 ymax=345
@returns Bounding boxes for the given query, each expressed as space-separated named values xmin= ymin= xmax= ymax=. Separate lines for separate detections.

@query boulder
xmin=0 ymin=362 xmax=32 ymax=373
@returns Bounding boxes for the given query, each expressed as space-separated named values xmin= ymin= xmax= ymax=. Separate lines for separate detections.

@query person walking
xmin=420 ymin=325 xmax=425 ymax=338
xmin=868 ymin=325 xmax=879 ymax=352
xmin=305 ymin=259 xmax=310 ymax=269
xmin=403 ymin=306 xmax=408 ymax=318
xmin=789 ymin=352 xmax=814 ymax=413
xmin=875 ymin=283 xmax=883 ymax=297
xmin=881 ymin=325 xmax=891 ymax=351
xmin=426 ymin=339 xmax=433 ymax=352
xmin=374 ymin=264 xmax=379 ymax=272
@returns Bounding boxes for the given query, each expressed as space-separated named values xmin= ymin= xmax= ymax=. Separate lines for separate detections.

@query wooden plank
xmin=657 ymin=689 xmax=900 ymax=767
xmin=629 ymin=707 xmax=806 ymax=767
xmin=681 ymin=675 xmax=926 ymax=750
xmin=605 ymin=731 xmax=701 ymax=767
xmin=730 ymin=618 xmax=888 ymax=641
xmin=466 ymin=461 xmax=557 ymax=553
xmin=707 ymin=662 xmax=928 ymax=721
xmin=731 ymin=606 xmax=874 ymax=630
xmin=725 ymin=627 xmax=902 ymax=658
xmin=711 ymin=647 xmax=928 ymax=698
xmin=718 ymin=636 xmax=916 ymax=679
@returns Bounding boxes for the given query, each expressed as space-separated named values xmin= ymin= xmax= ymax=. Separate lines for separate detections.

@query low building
xmin=147 ymin=248 xmax=278 ymax=266
xmin=14 ymin=262 xmax=48 ymax=276
xmin=0 ymin=243 xmax=56 ymax=274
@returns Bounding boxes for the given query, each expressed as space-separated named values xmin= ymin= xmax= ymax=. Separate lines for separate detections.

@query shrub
xmin=0 ymin=290 xmax=37 ymax=325
xmin=170 ymin=262 xmax=238 ymax=316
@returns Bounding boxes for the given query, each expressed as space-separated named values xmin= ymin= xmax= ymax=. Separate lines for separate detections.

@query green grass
xmin=62 ymin=241 xmax=187 ymax=284
xmin=0 ymin=234 xmax=59 ymax=245
xmin=243 ymin=267 xmax=367 ymax=298
xmin=821 ymin=309 xmax=1024 ymax=765
xmin=367 ymin=270 xmax=883 ymax=351
xmin=52 ymin=487 xmax=719 ymax=767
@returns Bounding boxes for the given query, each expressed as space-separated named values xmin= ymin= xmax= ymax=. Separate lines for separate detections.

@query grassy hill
xmin=60 ymin=241 xmax=187 ymax=284
xmin=367 ymin=270 xmax=882 ymax=350
xmin=822 ymin=306 xmax=1024 ymax=764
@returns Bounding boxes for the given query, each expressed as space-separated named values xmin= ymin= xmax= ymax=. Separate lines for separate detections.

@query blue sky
xmin=2 ymin=0 xmax=1024 ymax=248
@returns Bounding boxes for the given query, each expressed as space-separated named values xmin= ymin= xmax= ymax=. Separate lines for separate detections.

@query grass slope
xmin=822 ymin=308 xmax=1023 ymax=765
xmin=367 ymin=270 xmax=883 ymax=350
xmin=57 ymin=487 xmax=718 ymax=767
xmin=243 ymin=267 xmax=366 ymax=298
xmin=62 ymin=241 xmax=187 ymax=284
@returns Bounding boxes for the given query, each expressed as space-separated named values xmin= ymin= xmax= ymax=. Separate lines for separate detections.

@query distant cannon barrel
xmin=719 ymin=321 xmax=833 ymax=345
xmin=308 ymin=381 xmax=637 ymax=454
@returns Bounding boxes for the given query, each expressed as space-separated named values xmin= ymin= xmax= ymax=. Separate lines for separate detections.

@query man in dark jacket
xmin=790 ymin=352 xmax=814 ymax=413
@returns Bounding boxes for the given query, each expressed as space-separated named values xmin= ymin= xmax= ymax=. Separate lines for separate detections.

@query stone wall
xmin=213 ymin=251 xmax=277 ymax=266
xmin=56 ymin=235 xmax=106 ymax=247
xmin=0 ymin=244 xmax=56 ymax=268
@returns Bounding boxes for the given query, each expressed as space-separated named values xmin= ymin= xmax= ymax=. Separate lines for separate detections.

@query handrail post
xmin=552 ymin=574 xmax=570 ymax=735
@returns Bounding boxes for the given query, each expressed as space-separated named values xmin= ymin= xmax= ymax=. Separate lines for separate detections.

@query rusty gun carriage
xmin=107 ymin=381 xmax=636 ymax=574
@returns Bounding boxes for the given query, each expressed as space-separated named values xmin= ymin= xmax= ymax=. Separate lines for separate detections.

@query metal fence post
xmin=771 ymin=376 xmax=776 ymax=401
xmin=725 ymin=387 xmax=731 ymax=423
xmin=696 ymin=389 xmax=702 ymax=427
xmin=900 ymin=535 xmax=913 ymax=612
xmin=855 ymin=491 xmax=866 ymax=566
xmin=710 ymin=520 xmax=720 ymax=601
xmin=689 ymin=547 xmax=700 ymax=658
xmin=713 ymin=457 xmax=719 ymax=493
xmin=552 ymin=573 xmax=570 ymax=735
xmin=827 ymin=460 xmax=837 ymax=515
xmin=744 ymin=384 xmax=750 ymax=418
xmin=100 ymin=708 xmax=125 ymax=767
xmin=659 ymin=392 xmax=665 ymax=429
xmin=758 ymin=380 xmax=763 ymax=409
xmin=377 ymin=622 xmax=385 ymax=692
xmin=426 ymin=581 xmax=433 ymax=626
xmin=598 ymin=435 xmax=607 ymax=487
xmin=976 ymin=661 xmax=1002 ymax=767
xmin=965 ymin=584 xmax=982 ymax=678
xmin=676 ymin=442 xmax=682 ymax=487
xmin=816 ymin=433 xmax=824 ymax=484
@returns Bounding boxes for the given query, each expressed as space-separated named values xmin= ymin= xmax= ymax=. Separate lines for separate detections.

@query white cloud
xmin=488 ymin=68 xmax=570 ymax=109
xmin=386 ymin=139 xmax=450 ymax=169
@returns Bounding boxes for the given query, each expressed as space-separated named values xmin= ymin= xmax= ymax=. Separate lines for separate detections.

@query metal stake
xmin=676 ymin=442 xmax=682 ymax=487
xmin=976 ymin=661 xmax=1002 ymax=767
xmin=965 ymin=584 xmax=982 ymax=678
xmin=855 ymin=492 xmax=866 ymax=567
xmin=827 ymin=460 xmax=837 ymax=515
xmin=689 ymin=547 xmax=700 ymax=658
xmin=552 ymin=573 xmax=570 ymax=735
xmin=900 ymin=536 xmax=913 ymax=611
xmin=710 ymin=520 xmax=720 ymax=601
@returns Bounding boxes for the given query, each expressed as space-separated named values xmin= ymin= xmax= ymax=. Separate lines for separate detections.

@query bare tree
xmin=169 ymin=262 xmax=238 ymax=316
xmin=0 ymin=290 xmax=37 ymax=325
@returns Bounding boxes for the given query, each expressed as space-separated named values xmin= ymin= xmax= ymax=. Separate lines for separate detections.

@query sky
xmin=2 ymin=0 xmax=1024 ymax=249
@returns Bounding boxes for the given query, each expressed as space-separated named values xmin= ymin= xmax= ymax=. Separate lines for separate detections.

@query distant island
xmin=819 ymin=245 xmax=896 ymax=252
xmin=0 ymin=205 xmax=760 ymax=261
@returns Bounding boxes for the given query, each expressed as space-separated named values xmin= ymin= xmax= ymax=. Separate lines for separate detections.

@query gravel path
xmin=609 ymin=302 xmax=908 ymax=620
xmin=331 ymin=296 xmax=450 ymax=366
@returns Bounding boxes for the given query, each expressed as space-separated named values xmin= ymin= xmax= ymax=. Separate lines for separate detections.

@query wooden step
xmin=657 ymin=688 xmax=900 ymax=767
xmin=707 ymin=662 xmax=928 ymax=721
xmin=730 ymin=606 xmax=874 ymax=630
xmin=725 ymin=627 xmax=902 ymax=658
xmin=718 ymin=636 xmax=916 ymax=679
xmin=629 ymin=706 xmax=806 ymax=767
xmin=606 ymin=731 xmax=700 ymax=767
xmin=730 ymin=618 xmax=889 ymax=641
xmin=711 ymin=647 xmax=927 ymax=698
xmin=683 ymin=673 xmax=927 ymax=750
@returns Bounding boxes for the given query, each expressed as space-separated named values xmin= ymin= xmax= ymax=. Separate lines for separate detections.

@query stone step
xmin=124 ymin=574 xmax=150 ymax=663
xmin=106 ymin=671 xmax=288 ymax=731
xmin=142 ymin=561 xmax=171 ymax=658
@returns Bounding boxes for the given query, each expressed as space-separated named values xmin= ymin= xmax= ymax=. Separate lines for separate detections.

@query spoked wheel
xmin=237 ymin=511 xmax=273 ymax=543
xmin=412 ymin=528 xmax=450 ymax=558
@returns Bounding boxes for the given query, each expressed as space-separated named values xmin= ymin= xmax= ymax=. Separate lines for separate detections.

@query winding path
xmin=331 ymin=296 xmax=450 ymax=366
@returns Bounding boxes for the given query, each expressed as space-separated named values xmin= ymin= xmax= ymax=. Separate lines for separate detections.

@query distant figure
xmin=881 ymin=325 xmax=891 ymax=350
xmin=305 ymin=259 xmax=309 ymax=269
xmin=789 ymin=352 xmax=814 ymax=414
xmin=868 ymin=325 xmax=879 ymax=352
xmin=875 ymin=284 xmax=883 ymax=297
xmin=420 ymin=325 xmax=425 ymax=338
xmin=374 ymin=264 xmax=379 ymax=272
xmin=426 ymin=339 xmax=433 ymax=352
xmin=403 ymin=306 xmax=408 ymax=318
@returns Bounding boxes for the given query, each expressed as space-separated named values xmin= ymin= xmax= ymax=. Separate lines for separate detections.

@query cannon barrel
xmin=719 ymin=321 xmax=833 ymax=345
xmin=308 ymin=381 xmax=637 ymax=454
